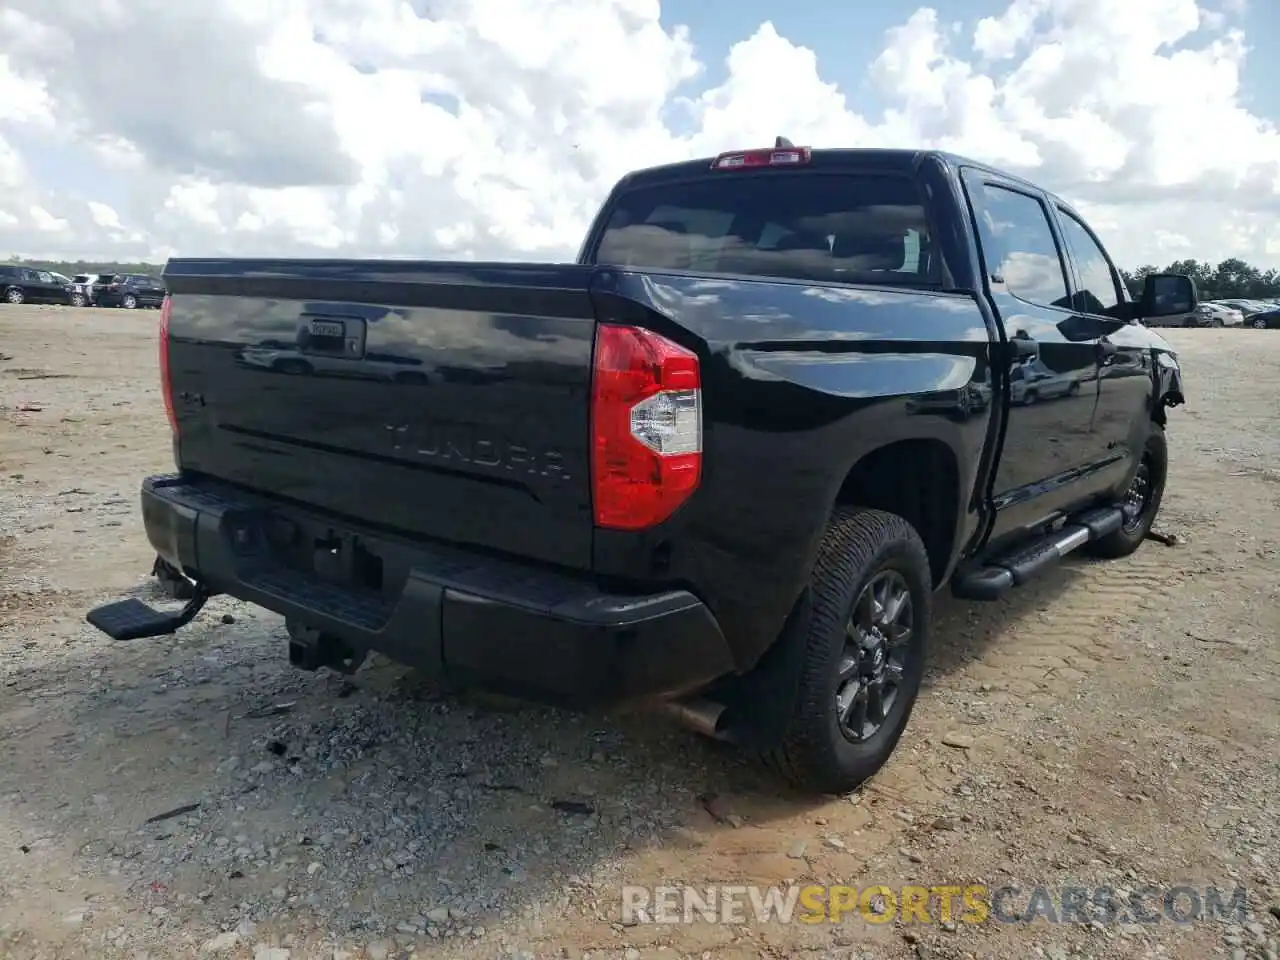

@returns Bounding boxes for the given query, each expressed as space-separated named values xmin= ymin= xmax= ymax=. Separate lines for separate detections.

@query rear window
xmin=591 ymin=173 xmax=939 ymax=287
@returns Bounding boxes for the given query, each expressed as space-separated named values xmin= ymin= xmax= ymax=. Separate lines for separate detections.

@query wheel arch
xmin=832 ymin=437 xmax=964 ymax=590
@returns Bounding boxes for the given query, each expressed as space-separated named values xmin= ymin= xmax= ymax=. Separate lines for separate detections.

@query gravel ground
xmin=1 ymin=305 xmax=1278 ymax=960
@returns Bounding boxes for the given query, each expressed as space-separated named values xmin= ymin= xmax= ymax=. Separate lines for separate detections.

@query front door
xmin=1051 ymin=204 xmax=1154 ymax=498
xmin=961 ymin=171 xmax=1108 ymax=543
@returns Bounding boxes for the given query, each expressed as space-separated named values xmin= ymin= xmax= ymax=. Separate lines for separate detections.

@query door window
xmin=1055 ymin=209 xmax=1122 ymax=315
xmin=978 ymin=184 xmax=1071 ymax=310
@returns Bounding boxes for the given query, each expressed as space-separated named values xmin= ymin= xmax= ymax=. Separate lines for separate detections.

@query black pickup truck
xmin=87 ymin=141 xmax=1192 ymax=794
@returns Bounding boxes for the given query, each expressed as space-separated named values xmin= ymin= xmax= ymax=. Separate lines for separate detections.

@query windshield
xmin=592 ymin=172 xmax=940 ymax=288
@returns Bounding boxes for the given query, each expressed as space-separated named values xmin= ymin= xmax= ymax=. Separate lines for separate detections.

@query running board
xmin=85 ymin=585 xmax=212 ymax=641
xmin=951 ymin=506 xmax=1123 ymax=601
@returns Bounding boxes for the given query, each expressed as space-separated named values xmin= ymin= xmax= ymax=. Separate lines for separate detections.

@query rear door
xmin=960 ymin=170 xmax=1109 ymax=540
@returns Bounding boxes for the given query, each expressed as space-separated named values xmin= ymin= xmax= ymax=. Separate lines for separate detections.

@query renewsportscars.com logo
xmin=620 ymin=884 xmax=1250 ymax=926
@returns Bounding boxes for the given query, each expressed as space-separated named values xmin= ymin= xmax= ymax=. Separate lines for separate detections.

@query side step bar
xmin=86 ymin=584 xmax=212 ymax=641
xmin=951 ymin=506 xmax=1123 ymax=601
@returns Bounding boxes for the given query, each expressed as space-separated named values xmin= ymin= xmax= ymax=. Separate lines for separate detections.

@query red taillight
xmin=159 ymin=295 xmax=177 ymax=434
xmin=711 ymin=147 xmax=811 ymax=170
xmin=590 ymin=325 xmax=702 ymax=530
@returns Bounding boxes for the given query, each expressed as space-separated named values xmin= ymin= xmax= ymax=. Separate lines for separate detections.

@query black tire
xmin=761 ymin=507 xmax=932 ymax=795
xmin=1023 ymin=389 xmax=1038 ymax=405
xmin=275 ymin=358 xmax=313 ymax=375
xmin=122 ymin=294 xmax=138 ymax=309
xmin=1253 ymin=316 xmax=1268 ymax=329
xmin=1083 ymin=425 xmax=1168 ymax=559
xmin=70 ymin=292 xmax=86 ymax=307
xmin=5 ymin=286 xmax=24 ymax=305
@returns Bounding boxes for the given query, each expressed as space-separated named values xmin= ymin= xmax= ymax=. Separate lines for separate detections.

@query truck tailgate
xmin=161 ymin=260 xmax=599 ymax=570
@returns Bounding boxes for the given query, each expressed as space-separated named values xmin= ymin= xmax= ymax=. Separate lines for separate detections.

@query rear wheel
xmin=122 ymin=294 xmax=138 ymax=309
xmin=1253 ymin=316 xmax=1269 ymax=329
xmin=5 ymin=286 xmax=24 ymax=304
xmin=1083 ymin=425 xmax=1167 ymax=559
xmin=70 ymin=292 xmax=87 ymax=307
xmin=761 ymin=508 xmax=931 ymax=795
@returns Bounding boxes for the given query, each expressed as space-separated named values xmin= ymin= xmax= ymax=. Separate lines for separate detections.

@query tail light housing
xmin=590 ymin=324 xmax=702 ymax=530
xmin=159 ymin=295 xmax=177 ymax=434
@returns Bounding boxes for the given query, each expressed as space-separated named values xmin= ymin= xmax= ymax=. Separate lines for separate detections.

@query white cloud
xmin=27 ymin=205 xmax=68 ymax=233
xmin=0 ymin=0 xmax=1276 ymax=269
xmin=86 ymin=200 xmax=120 ymax=229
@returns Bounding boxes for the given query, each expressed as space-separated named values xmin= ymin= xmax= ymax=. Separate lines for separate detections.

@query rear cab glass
xmin=590 ymin=172 xmax=941 ymax=289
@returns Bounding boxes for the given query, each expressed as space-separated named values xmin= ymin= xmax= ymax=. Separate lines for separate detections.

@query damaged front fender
xmin=1153 ymin=349 xmax=1183 ymax=423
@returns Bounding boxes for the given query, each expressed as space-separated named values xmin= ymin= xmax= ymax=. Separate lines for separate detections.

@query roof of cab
xmin=616 ymin=146 xmax=1066 ymax=207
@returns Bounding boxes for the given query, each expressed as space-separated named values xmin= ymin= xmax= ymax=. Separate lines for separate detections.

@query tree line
xmin=1119 ymin=258 xmax=1278 ymax=301
xmin=9 ymin=256 xmax=166 ymax=277
xmin=9 ymin=254 xmax=1280 ymax=302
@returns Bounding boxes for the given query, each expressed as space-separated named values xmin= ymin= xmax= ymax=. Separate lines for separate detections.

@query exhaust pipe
xmin=661 ymin=697 xmax=733 ymax=742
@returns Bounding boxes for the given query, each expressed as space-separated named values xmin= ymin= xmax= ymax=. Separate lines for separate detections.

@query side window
xmin=978 ymin=184 xmax=1071 ymax=310
xmin=36 ymin=271 xmax=53 ymax=283
xmin=1055 ymin=209 xmax=1121 ymax=314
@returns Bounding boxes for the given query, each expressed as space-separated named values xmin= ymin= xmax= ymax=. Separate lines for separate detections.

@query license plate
xmin=309 ymin=320 xmax=344 ymax=338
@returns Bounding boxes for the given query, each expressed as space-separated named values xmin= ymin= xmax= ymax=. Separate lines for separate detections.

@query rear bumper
xmin=140 ymin=475 xmax=735 ymax=709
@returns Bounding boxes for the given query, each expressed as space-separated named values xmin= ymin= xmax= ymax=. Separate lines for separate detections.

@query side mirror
xmin=1138 ymin=273 xmax=1197 ymax=319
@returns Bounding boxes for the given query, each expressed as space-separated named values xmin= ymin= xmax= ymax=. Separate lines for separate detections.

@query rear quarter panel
xmin=590 ymin=271 xmax=997 ymax=670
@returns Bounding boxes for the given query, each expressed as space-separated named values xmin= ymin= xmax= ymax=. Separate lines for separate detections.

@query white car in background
xmin=1196 ymin=302 xmax=1244 ymax=327
xmin=1216 ymin=298 xmax=1272 ymax=319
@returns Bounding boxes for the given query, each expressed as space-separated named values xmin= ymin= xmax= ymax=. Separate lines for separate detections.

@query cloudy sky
xmin=0 ymin=0 xmax=1277 ymax=269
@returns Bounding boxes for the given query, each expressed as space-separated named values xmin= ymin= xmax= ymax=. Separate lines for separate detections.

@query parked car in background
xmin=1216 ymin=298 xmax=1271 ymax=318
xmin=1245 ymin=307 xmax=1280 ymax=329
xmin=0 ymin=264 xmax=74 ymax=305
xmin=1193 ymin=302 xmax=1244 ymax=327
xmin=69 ymin=273 xmax=102 ymax=307
xmin=1009 ymin=355 xmax=1084 ymax=403
xmin=92 ymin=274 xmax=167 ymax=309
xmin=1145 ymin=303 xmax=1200 ymax=327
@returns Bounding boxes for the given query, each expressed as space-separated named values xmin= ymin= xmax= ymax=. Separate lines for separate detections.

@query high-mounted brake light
xmin=158 ymin=295 xmax=177 ymax=434
xmin=711 ymin=145 xmax=811 ymax=170
xmin=590 ymin=325 xmax=702 ymax=530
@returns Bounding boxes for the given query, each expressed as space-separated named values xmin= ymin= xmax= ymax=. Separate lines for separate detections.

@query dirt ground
xmin=1 ymin=305 xmax=1277 ymax=960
